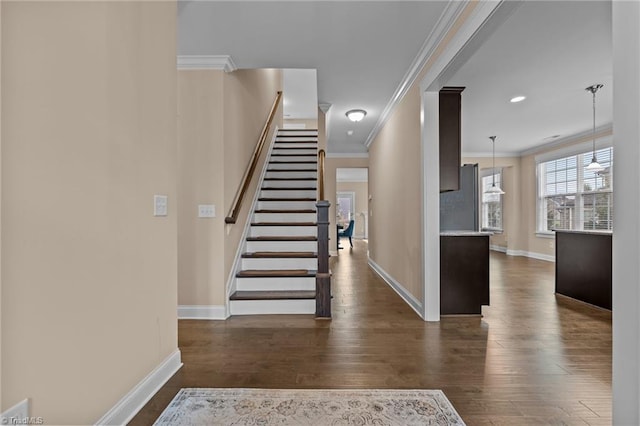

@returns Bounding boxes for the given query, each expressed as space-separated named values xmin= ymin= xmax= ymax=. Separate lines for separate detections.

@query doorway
xmin=336 ymin=168 xmax=369 ymax=242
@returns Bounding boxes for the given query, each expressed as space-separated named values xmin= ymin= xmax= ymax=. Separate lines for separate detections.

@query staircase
xmin=230 ymin=128 xmax=320 ymax=315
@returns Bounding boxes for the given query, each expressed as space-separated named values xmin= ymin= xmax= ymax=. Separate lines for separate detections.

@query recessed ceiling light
xmin=347 ymin=130 xmax=354 ymax=136
xmin=346 ymin=109 xmax=367 ymax=122
xmin=510 ymin=96 xmax=526 ymax=103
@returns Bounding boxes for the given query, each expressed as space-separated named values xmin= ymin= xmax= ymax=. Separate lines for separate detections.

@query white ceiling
xmin=178 ymin=1 xmax=613 ymax=156
xmin=447 ymin=0 xmax=612 ymax=156
xmin=178 ymin=1 xmax=448 ymax=153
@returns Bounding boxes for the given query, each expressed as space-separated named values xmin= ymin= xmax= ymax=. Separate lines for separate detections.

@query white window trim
xmin=536 ymin=145 xmax=613 ymax=234
xmin=480 ymin=168 xmax=504 ymax=232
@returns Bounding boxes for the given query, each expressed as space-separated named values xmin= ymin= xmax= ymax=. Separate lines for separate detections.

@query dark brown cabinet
xmin=439 ymin=87 xmax=465 ymax=192
xmin=555 ymin=230 xmax=612 ymax=310
xmin=440 ymin=233 xmax=490 ymax=315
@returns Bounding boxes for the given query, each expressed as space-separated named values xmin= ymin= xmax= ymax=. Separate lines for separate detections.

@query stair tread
xmin=258 ymin=197 xmax=316 ymax=201
xmin=255 ymin=209 xmax=316 ymax=214
xmin=251 ymin=222 xmax=316 ymax=226
xmin=267 ymin=169 xmax=317 ymax=172
xmin=261 ymin=187 xmax=317 ymax=191
xmin=264 ymin=177 xmax=316 ymax=181
xmin=242 ymin=252 xmax=317 ymax=258
xmin=279 ymin=129 xmax=318 ymax=131
xmin=246 ymin=236 xmax=317 ymax=241
xmin=236 ymin=269 xmax=316 ymax=278
xmin=230 ymin=290 xmax=316 ymax=301
xmin=269 ymin=161 xmax=318 ymax=164
xmin=273 ymin=147 xmax=318 ymax=150
xmin=271 ymin=153 xmax=317 ymax=157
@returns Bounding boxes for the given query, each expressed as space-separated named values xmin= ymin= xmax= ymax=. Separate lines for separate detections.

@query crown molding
xmin=364 ymin=1 xmax=469 ymax=148
xmin=462 ymin=152 xmax=518 ymax=158
xmin=318 ymin=103 xmax=332 ymax=114
xmin=519 ymin=123 xmax=613 ymax=157
xmin=177 ymin=55 xmax=237 ymax=72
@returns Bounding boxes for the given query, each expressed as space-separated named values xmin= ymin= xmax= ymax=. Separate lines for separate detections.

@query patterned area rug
xmin=153 ymin=388 xmax=465 ymax=425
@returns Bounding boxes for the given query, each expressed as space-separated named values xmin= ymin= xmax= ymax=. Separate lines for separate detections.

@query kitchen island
xmin=440 ymin=232 xmax=491 ymax=315
xmin=555 ymin=230 xmax=612 ymax=310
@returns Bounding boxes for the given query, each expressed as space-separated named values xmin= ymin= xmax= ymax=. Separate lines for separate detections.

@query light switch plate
xmin=154 ymin=195 xmax=168 ymax=217
xmin=198 ymin=204 xmax=216 ymax=218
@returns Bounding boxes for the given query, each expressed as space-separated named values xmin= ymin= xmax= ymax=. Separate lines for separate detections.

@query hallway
xmin=131 ymin=241 xmax=611 ymax=425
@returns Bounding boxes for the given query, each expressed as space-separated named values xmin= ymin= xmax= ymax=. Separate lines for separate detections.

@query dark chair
xmin=338 ymin=219 xmax=355 ymax=248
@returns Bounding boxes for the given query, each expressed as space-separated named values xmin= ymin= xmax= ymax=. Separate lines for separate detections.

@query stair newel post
xmin=316 ymin=200 xmax=331 ymax=318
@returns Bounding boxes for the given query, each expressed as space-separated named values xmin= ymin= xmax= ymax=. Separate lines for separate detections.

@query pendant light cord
xmin=592 ymin=87 xmax=596 ymax=161
xmin=490 ymin=136 xmax=497 ymax=187
xmin=586 ymin=84 xmax=603 ymax=163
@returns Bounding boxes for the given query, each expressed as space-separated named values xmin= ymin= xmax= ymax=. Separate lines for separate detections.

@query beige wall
xmin=463 ymin=127 xmax=613 ymax=260
xmin=1 ymin=1 xmax=178 ymax=423
xmin=461 ymin=157 xmax=522 ymax=252
xmin=178 ymin=69 xmax=282 ymax=307
xmin=178 ymin=70 xmax=226 ymax=306
xmin=317 ymin=108 xmax=327 ymax=152
xmin=223 ymin=69 xmax=283 ymax=284
xmin=326 ymin=158 xmax=369 ymax=252
xmin=336 ymin=181 xmax=368 ymax=238
xmin=368 ymin=84 xmax=422 ymax=301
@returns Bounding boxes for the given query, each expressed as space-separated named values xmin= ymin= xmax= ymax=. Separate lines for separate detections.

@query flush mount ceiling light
xmin=485 ymin=136 xmax=505 ymax=195
xmin=510 ymin=95 xmax=526 ymax=103
xmin=346 ymin=109 xmax=367 ymax=122
xmin=585 ymin=84 xmax=605 ymax=172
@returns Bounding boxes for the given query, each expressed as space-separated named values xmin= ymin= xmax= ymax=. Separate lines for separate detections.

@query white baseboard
xmin=490 ymin=244 xmax=507 ymax=253
xmin=95 ymin=349 xmax=182 ymax=426
xmin=178 ymin=305 xmax=229 ymax=320
xmin=506 ymin=249 xmax=555 ymax=262
xmin=489 ymin=245 xmax=555 ymax=262
xmin=1 ymin=399 xmax=30 ymax=424
xmin=368 ymin=258 xmax=424 ymax=319
xmin=330 ymin=250 xmax=338 ymax=257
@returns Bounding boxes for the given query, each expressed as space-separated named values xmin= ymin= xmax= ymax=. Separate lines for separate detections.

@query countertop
xmin=440 ymin=231 xmax=493 ymax=236
xmin=553 ymin=229 xmax=612 ymax=236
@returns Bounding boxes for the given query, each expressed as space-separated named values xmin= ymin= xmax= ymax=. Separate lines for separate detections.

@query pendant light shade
xmin=485 ymin=136 xmax=505 ymax=195
xmin=585 ymin=84 xmax=604 ymax=172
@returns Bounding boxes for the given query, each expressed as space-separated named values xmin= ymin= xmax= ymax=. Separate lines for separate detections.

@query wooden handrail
xmin=225 ymin=91 xmax=283 ymax=224
xmin=318 ymin=149 xmax=326 ymax=201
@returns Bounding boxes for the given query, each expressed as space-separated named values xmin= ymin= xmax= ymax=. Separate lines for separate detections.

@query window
xmin=481 ymin=171 xmax=503 ymax=231
xmin=537 ymin=147 xmax=613 ymax=232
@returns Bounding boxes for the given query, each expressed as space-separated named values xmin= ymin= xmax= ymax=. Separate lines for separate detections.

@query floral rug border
xmin=153 ymin=388 xmax=465 ymax=425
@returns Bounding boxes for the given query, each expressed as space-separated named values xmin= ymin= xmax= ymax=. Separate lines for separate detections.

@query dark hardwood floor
xmin=130 ymin=240 xmax=611 ymax=425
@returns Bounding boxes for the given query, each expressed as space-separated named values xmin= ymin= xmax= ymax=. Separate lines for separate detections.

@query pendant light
xmin=585 ymin=84 xmax=604 ymax=172
xmin=485 ymin=136 xmax=505 ymax=194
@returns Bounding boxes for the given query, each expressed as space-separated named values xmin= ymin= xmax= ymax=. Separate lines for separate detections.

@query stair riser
xmin=278 ymin=131 xmax=318 ymax=137
xmin=258 ymin=201 xmax=317 ymax=210
xmin=269 ymin=162 xmax=316 ymax=170
xmin=270 ymin=156 xmax=317 ymax=162
xmin=274 ymin=143 xmax=318 ymax=149
xmin=245 ymin=240 xmax=317 ymax=252
xmin=236 ymin=276 xmax=316 ymax=291
xmin=275 ymin=137 xmax=317 ymax=142
xmin=263 ymin=178 xmax=317 ymax=187
xmin=250 ymin=226 xmax=317 ymax=237
xmin=253 ymin=212 xmax=317 ymax=222
xmin=265 ymin=171 xmax=317 ymax=179
xmin=241 ymin=257 xmax=317 ymax=270
xmin=261 ymin=190 xmax=317 ymax=199
xmin=230 ymin=299 xmax=315 ymax=315
xmin=272 ymin=149 xmax=318 ymax=156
